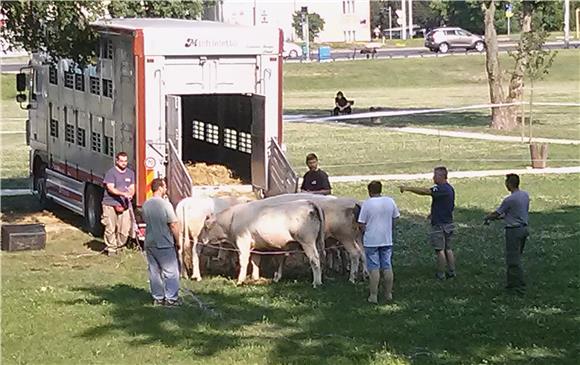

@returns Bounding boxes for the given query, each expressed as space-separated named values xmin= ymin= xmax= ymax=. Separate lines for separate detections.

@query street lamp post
xmin=301 ymin=6 xmax=310 ymax=61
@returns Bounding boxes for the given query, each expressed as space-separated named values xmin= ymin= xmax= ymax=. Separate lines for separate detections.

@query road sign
xmin=506 ymin=10 xmax=513 ymax=18
xmin=505 ymin=3 xmax=513 ymax=18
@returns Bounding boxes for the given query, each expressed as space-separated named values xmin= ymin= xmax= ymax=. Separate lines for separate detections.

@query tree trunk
xmin=506 ymin=4 xmax=534 ymax=128
xmin=484 ymin=0 xmax=513 ymax=129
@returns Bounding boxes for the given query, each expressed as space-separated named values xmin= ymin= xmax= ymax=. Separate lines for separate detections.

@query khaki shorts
xmin=429 ymin=223 xmax=454 ymax=251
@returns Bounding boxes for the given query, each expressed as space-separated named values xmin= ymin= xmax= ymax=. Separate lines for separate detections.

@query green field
xmin=2 ymin=175 xmax=580 ymax=364
xmin=284 ymin=123 xmax=580 ymax=177
xmin=284 ymin=50 xmax=580 ymax=140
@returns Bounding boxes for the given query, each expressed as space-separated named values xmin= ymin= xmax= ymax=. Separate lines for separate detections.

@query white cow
xmin=199 ymin=199 xmax=326 ymax=287
xmin=259 ymin=193 xmax=364 ymax=283
xmin=175 ymin=196 xmax=251 ymax=280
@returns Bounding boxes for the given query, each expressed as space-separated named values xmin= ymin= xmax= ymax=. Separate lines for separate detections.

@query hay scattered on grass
xmin=186 ymin=162 xmax=242 ymax=186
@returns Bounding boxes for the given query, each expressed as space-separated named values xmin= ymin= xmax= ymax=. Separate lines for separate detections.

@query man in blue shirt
xmin=399 ymin=166 xmax=456 ymax=280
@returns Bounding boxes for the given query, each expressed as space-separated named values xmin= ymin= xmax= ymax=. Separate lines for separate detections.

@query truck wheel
xmin=85 ymin=185 xmax=104 ymax=237
xmin=33 ymin=164 xmax=52 ymax=210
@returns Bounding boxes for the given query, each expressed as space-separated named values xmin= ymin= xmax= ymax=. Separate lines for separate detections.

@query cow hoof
xmin=192 ymin=277 xmax=202 ymax=282
xmin=312 ymin=282 xmax=322 ymax=288
xmin=349 ymin=278 xmax=356 ymax=284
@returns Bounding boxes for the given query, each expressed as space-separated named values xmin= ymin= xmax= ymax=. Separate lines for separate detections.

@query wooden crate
xmin=1 ymin=224 xmax=46 ymax=252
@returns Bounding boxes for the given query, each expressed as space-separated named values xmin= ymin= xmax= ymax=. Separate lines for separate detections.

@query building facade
xmin=216 ymin=0 xmax=370 ymax=42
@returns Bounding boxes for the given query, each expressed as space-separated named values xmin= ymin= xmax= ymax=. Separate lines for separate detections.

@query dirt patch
xmin=186 ymin=162 xmax=242 ymax=186
xmin=1 ymin=196 xmax=82 ymax=233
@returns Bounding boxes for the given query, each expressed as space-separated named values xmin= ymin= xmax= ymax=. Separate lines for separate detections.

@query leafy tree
xmin=291 ymin=11 xmax=325 ymax=42
xmin=0 ymin=1 xmax=205 ymax=64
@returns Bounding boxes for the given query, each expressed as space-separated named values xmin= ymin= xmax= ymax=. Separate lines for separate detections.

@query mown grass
xmin=284 ymin=50 xmax=580 ymax=139
xmin=2 ymin=174 xmax=580 ymax=365
xmin=284 ymin=122 xmax=580 ymax=177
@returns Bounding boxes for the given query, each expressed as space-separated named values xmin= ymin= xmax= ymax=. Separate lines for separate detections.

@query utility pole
xmin=388 ymin=7 xmax=392 ymax=40
xmin=301 ymin=6 xmax=310 ymax=61
xmin=408 ymin=0 xmax=413 ymax=39
xmin=564 ymin=0 xmax=570 ymax=48
xmin=401 ymin=0 xmax=407 ymax=40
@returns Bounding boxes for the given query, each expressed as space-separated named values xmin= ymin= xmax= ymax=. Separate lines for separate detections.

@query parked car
xmin=283 ymin=42 xmax=303 ymax=59
xmin=424 ymin=27 xmax=485 ymax=54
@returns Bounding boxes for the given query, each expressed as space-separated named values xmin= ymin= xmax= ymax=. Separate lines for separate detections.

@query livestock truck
xmin=15 ymin=18 xmax=298 ymax=236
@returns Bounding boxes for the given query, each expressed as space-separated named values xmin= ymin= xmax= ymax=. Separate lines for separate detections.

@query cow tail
xmin=353 ymin=202 xmax=363 ymax=246
xmin=313 ymin=202 xmax=326 ymax=260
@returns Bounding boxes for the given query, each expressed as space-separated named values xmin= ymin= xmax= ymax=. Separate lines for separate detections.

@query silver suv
xmin=425 ymin=27 xmax=485 ymax=54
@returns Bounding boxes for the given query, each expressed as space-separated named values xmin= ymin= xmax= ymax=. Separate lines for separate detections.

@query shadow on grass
xmin=63 ymin=205 xmax=580 ymax=364
xmin=285 ymin=107 xmax=492 ymax=129
xmin=0 ymin=177 xmax=30 ymax=189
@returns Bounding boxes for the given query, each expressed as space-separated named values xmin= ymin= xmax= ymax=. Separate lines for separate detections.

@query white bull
xmin=260 ymin=193 xmax=364 ymax=283
xmin=199 ymin=199 xmax=326 ymax=287
xmin=175 ymin=196 xmax=251 ymax=280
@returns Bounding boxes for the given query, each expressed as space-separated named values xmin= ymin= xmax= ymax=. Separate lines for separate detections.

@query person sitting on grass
xmin=333 ymin=91 xmax=353 ymax=116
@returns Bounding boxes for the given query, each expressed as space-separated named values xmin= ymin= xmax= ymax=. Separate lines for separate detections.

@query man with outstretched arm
xmin=484 ymin=173 xmax=530 ymax=294
xmin=399 ymin=166 xmax=456 ymax=280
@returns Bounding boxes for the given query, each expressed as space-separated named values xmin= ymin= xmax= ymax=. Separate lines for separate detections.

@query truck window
xmin=75 ymin=72 xmax=85 ymax=92
xmin=90 ymin=77 xmax=100 ymax=95
xmin=50 ymin=119 xmax=59 ymax=138
xmin=64 ymin=71 xmax=74 ymax=89
xmin=102 ymin=79 xmax=113 ymax=98
xmin=49 ymin=66 xmax=58 ymax=85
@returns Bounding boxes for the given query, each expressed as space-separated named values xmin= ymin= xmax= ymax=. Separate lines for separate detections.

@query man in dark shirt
xmin=300 ymin=153 xmax=331 ymax=195
xmin=102 ymin=151 xmax=135 ymax=256
xmin=332 ymin=91 xmax=353 ymax=116
xmin=399 ymin=166 xmax=456 ymax=280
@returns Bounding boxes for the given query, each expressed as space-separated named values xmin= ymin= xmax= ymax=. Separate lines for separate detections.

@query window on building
xmin=238 ymin=132 xmax=252 ymax=154
xmin=224 ymin=128 xmax=237 ymax=149
xmin=351 ymin=0 xmax=355 ymax=13
xmin=90 ymin=77 xmax=100 ymax=95
xmin=49 ymin=66 xmax=58 ymax=85
xmin=77 ymin=127 xmax=86 ymax=147
xmin=64 ymin=71 xmax=74 ymax=89
xmin=50 ymin=119 xmax=59 ymax=138
xmin=353 ymin=30 xmax=356 ymax=41
xmin=75 ymin=72 xmax=85 ymax=91
xmin=342 ymin=1 xmax=346 ymax=14
xmin=91 ymin=131 xmax=102 ymax=152
xmin=102 ymin=78 xmax=113 ymax=98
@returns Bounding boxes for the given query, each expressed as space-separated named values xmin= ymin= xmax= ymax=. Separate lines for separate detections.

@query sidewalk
xmin=329 ymin=166 xmax=580 ymax=183
xmin=384 ymin=126 xmax=580 ymax=145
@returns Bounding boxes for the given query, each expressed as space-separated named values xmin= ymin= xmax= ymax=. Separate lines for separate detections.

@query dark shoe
xmin=164 ymin=298 xmax=183 ymax=307
xmin=435 ymin=272 xmax=446 ymax=280
xmin=446 ymin=271 xmax=456 ymax=279
xmin=152 ymin=299 xmax=165 ymax=307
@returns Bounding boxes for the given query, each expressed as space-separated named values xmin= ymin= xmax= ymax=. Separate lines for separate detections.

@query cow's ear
xmin=204 ymin=214 xmax=215 ymax=228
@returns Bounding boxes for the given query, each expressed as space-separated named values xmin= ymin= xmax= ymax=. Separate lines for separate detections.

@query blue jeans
xmin=145 ymin=246 xmax=180 ymax=301
xmin=364 ymin=246 xmax=393 ymax=271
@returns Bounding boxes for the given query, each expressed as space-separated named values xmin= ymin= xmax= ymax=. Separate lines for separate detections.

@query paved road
xmin=291 ymin=40 xmax=580 ymax=62
xmin=2 ymin=41 xmax=579 ymax=72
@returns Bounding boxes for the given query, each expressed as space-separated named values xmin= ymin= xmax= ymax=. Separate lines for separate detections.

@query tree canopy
xmin=291 ymin=11 xmax=325 ymax=42
xmin=0 ymin=1 xmax=206 ymax=64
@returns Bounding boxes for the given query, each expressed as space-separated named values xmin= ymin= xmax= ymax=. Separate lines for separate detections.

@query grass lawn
xmin=2 ymin=174 xmax=580 ymax=365
xmin=284 ymin=50 xmax=580 ymax=140
xmin=284 ymin=122 xmax=580 ymax=177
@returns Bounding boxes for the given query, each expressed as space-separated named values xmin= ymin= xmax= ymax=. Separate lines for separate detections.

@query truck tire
xmin=85 ymin=184 xmax=104 ymax=237
xmin=33 ymin=163 xmax=52 ymax=210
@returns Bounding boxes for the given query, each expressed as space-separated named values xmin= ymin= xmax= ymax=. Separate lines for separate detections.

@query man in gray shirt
xmin=484 ymin=174 xmax=530 ymax=293
xmin=142 ymin=178 xmax=181 ymax=307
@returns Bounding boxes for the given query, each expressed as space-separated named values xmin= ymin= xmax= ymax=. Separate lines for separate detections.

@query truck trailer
xmin=16 ymin=18 xmax=298 ymax=235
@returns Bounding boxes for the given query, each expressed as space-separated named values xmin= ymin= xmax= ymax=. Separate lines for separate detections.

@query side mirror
xmin=16 ymin=94 xmax=27 ymax=103
xmin=16 ymin=73 xmax=27 ymax=92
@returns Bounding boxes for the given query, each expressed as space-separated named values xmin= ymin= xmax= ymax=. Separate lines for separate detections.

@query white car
xmin=283 ymin=42 xmax=303 ymax=59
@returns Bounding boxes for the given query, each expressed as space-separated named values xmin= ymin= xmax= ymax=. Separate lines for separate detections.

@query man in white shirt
xmin=358 ymin=180 xmax=400 ymax=304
